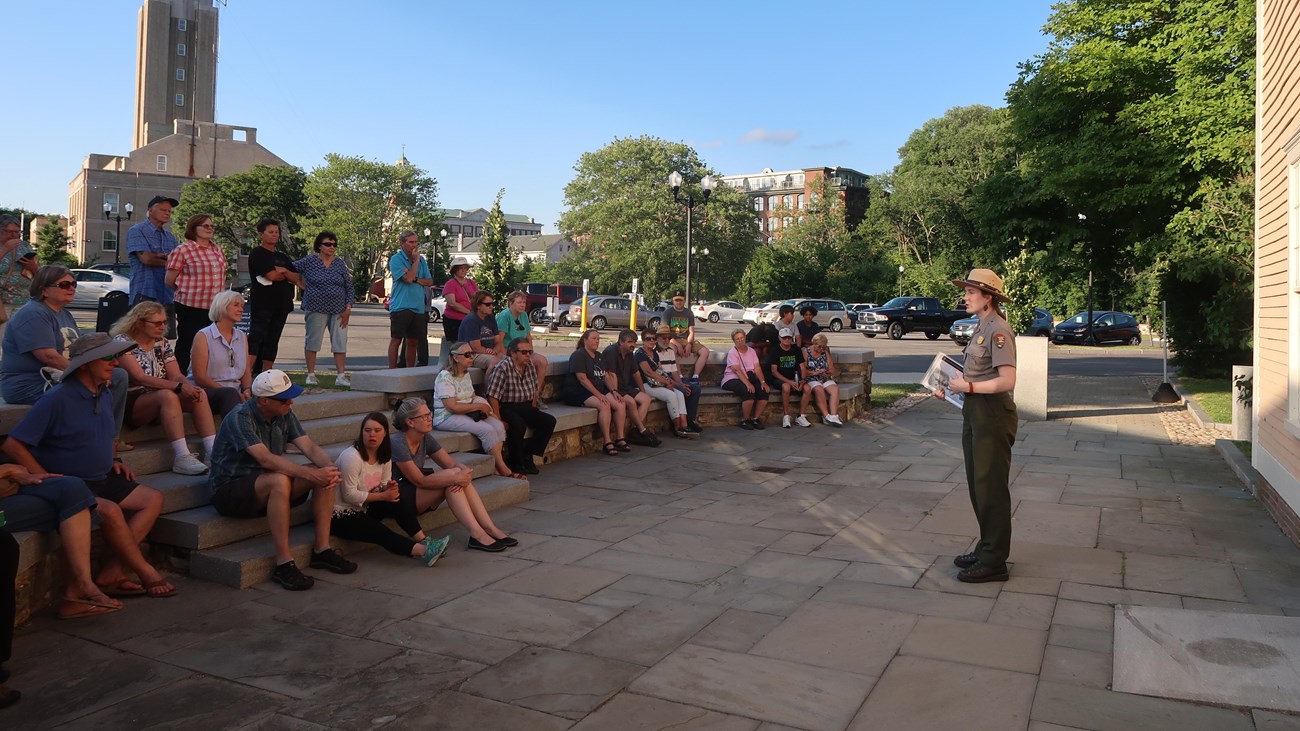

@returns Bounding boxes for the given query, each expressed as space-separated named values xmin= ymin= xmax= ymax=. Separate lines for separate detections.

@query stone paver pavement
xmin=6 ymin=375 xmax=1300 ymax=730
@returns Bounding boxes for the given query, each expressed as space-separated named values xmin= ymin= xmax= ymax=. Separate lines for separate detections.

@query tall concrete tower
xmin=133 ymin=0 xmax=219 ymax=150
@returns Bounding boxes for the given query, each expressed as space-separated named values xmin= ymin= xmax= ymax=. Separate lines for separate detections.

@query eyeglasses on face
xmin=52 ymin=280 xmax=77 ymax=290
xmin=412 ymin=412 xmax=433 ymax=420
xmin=516 ymin=349 xmax=533 ymax=355
xmin=198 ymin=223 xmax=214 ymax=229
xmin=97 ymin=354 xmax=119 ymax=362
xmin=321 ymin=242 xmax=337 ymax=247
xmin=480 ymin=300 xmax=494 ymax=307
xmin=146 ymin=319 xmax=168 ymax=327
xmin=455 ymin=351 xmax=474 ymax=358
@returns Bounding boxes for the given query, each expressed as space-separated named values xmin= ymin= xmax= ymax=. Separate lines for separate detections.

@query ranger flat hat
xmin=951 ymin=268 xmax=1010 ymax=304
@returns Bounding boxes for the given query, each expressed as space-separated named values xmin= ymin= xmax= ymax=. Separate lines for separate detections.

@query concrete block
xmin=1015 ymin=334 xmax=1048 ymax=421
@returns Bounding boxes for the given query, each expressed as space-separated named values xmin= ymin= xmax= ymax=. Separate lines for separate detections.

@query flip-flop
xmin=96 ymin=579 xmax=146 ymax=597
xmin=114 ymin=439 xmax=136 ymax=453
xmin=58 ymin=597 xmax=122 ymax=620
xmin=143 ymin=579 xmax=177 ymax=598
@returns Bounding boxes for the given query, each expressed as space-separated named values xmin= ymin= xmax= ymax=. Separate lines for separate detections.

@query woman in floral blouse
xmin=293 ymin=231 xmax=354 ymax=387
xmin=110 ymin=302 xmax=214 ymax=475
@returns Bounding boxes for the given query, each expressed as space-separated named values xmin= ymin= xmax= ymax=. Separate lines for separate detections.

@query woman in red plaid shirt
xmin=166 ymin=214 xmax=229 ymax=375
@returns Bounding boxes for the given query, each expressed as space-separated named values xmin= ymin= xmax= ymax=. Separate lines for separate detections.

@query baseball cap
xmin=672 ymin=290 xmax=685 ymax=299
xmin=252 ymin=369 xmax=304 ymax=400
xmin=147 ymin=195 xmax=180 ymax=208
xmin=778 ymin=327 xmax=794 ymax=338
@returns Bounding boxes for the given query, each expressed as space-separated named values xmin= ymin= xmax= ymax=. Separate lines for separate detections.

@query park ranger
xmin=936 ymin=269 xmax=1018 ymax=583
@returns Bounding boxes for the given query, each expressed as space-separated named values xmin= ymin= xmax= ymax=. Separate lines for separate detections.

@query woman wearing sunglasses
xmin=433 ymin=342 xmax=521 ymax=480
xmin=293 ymin=231 xmax=354 ymax=388
xmin=188 ymin=290 xmax=251 ymax=417
xmin=0 ymin=268 xmax=132 ymax=454
xmin=111 ymin=302 xmax=214 ymax=475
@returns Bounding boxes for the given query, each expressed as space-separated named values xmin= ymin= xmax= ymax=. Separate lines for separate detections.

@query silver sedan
xmin=70 ymin=268 xmax=130 ymax=309
xmin=563 ymin=296 xmax=663 ymax=330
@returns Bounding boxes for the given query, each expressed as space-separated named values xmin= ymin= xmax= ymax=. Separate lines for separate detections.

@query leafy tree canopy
xmin=176 ymin=165 xmax=311 ymax=259
xmin=473 ymin=189 xmax=521 ymax=298
xmin=557 ymin=136 xmax=757 ymax=301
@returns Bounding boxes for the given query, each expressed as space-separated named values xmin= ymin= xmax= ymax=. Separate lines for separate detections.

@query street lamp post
xmin=692 ymin=246 xmax=709 ymax=301
xmin=104 ymin=202 xmax=134 ymax=265
xmin=1079 ymin=213 xmax=1095 ymax=345
xmin=668 ymin=171 xmax=716 ymax=305
xmin=898 ymin=264 xmax=905 ymax=297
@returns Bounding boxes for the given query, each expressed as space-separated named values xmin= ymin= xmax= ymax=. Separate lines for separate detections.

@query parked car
xmin=70 ymin=268 xmax=130 ymax=309
xmin=89 ymin=262 xmax=133 ymax=277
xmin=1052 ymin=310 xmax=1142 ymax=346
xmin=742 ymin=301 xmax=780 ymax=324
xmin=950 ymin=308 xmax=1054 ymax=345
xmin=523 ymin=282 xmax=582 ymax=324
xmin=563 ymin=295 xmax=662 ymax=330
xmin=758 ymin=298 xmax=852 ymax=332
xmin=856 ymin=296 xmax=968 ymax=339
xmin=427 ymin=286 xmax=446 ymax=323
xmin=693 ymin=300 xmax=746 ymax=323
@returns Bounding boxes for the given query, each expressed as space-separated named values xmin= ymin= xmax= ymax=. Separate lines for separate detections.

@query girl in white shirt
xmin=330 ymin=412 xmax=450 ymax=566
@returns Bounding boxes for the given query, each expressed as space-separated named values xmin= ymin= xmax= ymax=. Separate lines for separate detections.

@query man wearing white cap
xmin=767 ymin=326 xmax=811 ymax=428
xmin=207 ymin=369 xmax=354 ymax=590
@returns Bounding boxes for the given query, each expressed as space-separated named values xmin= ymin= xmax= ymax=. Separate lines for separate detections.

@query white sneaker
xmin=335 ymin=373 xmax=351 ymax=388
xmin=173 ymin=452 xmax=209 ymax=475
xmin=782 ymin=415 xmax=792 ymax=428
xmin=825 ymin=414 xmax=843 ymax=426
xmin=304 ymin=373 xmax=319 ymax=386
xmin=795 ymin=414 xmax=812 ymax=428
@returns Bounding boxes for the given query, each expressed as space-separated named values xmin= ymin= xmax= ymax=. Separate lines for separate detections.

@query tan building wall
xmin=135 ymin=0 xmax=218 ymax=149
xmin=68 ymin=121 xmax=287 ymax=266
xmin=1254 ymin=0 xmax=1300 ymax=545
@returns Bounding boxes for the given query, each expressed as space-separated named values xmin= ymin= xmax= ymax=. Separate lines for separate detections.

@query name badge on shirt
xmin=976 ymin=335 xmax=985 ymax=345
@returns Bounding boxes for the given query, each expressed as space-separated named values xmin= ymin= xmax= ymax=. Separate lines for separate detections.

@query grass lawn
xmin=872 ymin=383 xmax=922 ymax=408
xmin=1178 ymin=377 xmax=1232 ymax=424
xmin=1234 ymin=440 xmax=1252 ymax=460
xmin=284 ymin=371 xmax=350 ymax=391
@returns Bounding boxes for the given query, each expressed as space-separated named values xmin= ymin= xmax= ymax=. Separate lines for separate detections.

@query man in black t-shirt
xmin=247 ymin=218 xmax=300 ymax=373
xmin=602 ymin=329 xmax=659 ymax=446
xmin=767 ymin=326 xmax=811 ymax=428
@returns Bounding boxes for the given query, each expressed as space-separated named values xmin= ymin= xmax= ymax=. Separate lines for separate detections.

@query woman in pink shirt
xmin=440 ymin=256 xmax=477 ymax=363
xmin=720 ymin=328 xmax=770 ymax=430
xmin=165 ymin=214 xmax=228 ymax=376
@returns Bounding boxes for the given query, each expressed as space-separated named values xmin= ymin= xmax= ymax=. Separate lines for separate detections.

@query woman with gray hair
xmin=0 ymin=267 xmax=132 ymax=450
xmin=188 ymin=289 xmax=252 ymax=417
xmin=391 ymin=396 xmax=517 ymax=552
xmin=433 ymin=341 xmax=520 ymax=479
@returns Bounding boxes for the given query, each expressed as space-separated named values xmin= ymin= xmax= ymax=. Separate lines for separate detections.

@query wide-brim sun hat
xmin=449 ymin=256 xmax=470 ymax=270
xmin=952 ymin=268 xmax=1011 ymax=304
xmin=62 ymin=333 xmax=134 ymax=381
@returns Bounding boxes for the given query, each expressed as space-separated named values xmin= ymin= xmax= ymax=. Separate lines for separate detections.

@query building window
xmin=753 ymin=197 xmax=763 ymax=212
xmin=157 ymin=155 xmax=168 ymax=172
xmin=448 ymin=225 xmax=460 ymax=233
xmin=177 ymin=43 xmax=186 ymax=56
xmin=102 ymin=231 xmax=118 ymax=252
xmin=177 ymin=18 xmax=187 ymax=31
xmin=175 ymin=94 xmax=184 ymax=107
xmin=103 ymin=192 xmax=120 ymax=215
xmin=797 ymin=194 xmax=805 ymax=209
xmin=176 ymin=68 xmax=185 ymax=81
xmin=782 ymin=195 xmax=793 ymax=208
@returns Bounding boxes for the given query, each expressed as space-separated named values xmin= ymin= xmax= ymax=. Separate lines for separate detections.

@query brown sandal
xmin=143 ymin=579 xmax=177 ymax=598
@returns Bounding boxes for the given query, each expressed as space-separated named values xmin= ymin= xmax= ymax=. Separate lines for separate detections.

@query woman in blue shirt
xmin=293 ymin=231 xmax=354 ymax=388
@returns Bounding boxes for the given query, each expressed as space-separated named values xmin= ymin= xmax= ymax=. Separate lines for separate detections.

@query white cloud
xmin=739 ymin=128 xmax=800 ymax=145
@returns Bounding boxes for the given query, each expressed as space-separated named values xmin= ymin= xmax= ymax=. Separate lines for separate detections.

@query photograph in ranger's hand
xmin=923 ymin=353 xmax=966 ymax=410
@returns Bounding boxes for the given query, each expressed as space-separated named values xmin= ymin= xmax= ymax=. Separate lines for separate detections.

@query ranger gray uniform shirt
xmin=963 ymin=315 xmax=1016 ymax=383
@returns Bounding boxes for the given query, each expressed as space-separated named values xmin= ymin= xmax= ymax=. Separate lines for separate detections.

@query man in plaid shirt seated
xmin=484 ymin=339 xmax=555 ymax=476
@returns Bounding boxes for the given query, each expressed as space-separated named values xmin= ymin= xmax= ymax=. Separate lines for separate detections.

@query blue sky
xmin=4 ymin=1 xmax=1055 ymax=233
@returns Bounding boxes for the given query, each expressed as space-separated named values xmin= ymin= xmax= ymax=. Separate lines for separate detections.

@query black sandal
xmin=615 ymin=439 xmax=631 ymax=452
xmin=603 ymin=442 xmax=620 ymax=456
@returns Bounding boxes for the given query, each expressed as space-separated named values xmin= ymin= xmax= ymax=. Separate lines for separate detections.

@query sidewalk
xmin=6 ymin=376 xmax=1300 ymax=730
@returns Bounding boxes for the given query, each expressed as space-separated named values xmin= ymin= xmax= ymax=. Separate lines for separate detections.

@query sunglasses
xmin=97 ymin=354 xmax=119 ymax=362
xmin=198 ymin=223 xmax=214 ymax=229
xmin=146 ymin=319 xmax=168 ymax=326
xmin=516 ymin=349 xmax=533 ymax=355
xmin=455 ymin=351 xmax=474 ymax=358
xmin=480 ymin=300 xmax=495 ymax=307
xmin=52 ymin=281 xmax=77 ymax=290
xmin=321 ymin=242 xmax=337 ymax=247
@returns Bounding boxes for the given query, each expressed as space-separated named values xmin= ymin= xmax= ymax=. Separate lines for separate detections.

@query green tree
xmin=176 ymin=165 xmax=310 ymax=261
xmin=1004 ymin=0 xmax=1254 ymax=374
xmin=473 ymin=189 xmax=520 ymax=298
xmin=556 ymin=136 xmax=757 ymax=301
xmin=301 ymin=154 xmax=440 ymax=301
xmin=35 ymin=221 xmax=76 ymax=267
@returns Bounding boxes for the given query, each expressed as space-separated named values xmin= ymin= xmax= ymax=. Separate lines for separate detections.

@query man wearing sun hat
xmin=937 ymin=268 xmax=1018 ymax=583
xmin=3 ymin=332 xmax=178 ymax=599
xmin=207 ymin=369 xmax=354 ymax=590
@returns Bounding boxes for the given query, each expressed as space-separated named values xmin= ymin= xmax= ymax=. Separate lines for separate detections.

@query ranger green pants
xmin=961 ymin=391 xmax=1018 ymax=567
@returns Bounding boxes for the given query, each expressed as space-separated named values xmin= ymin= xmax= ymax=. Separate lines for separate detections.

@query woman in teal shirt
xmin=495 ymin=291 xmax=548 ymax=404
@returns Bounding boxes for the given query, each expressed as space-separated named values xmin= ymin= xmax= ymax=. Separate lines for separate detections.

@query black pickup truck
xmin=855 ymin=296 xmax=968 ymax=340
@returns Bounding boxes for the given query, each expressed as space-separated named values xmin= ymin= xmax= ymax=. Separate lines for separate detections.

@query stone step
xmin=188 ymin=474 xmax=530 ymax=588
xmin=117 ymin=412 xmax=377 ymax=477
xmin=148 ymin=452 xmax=498 ymax=551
